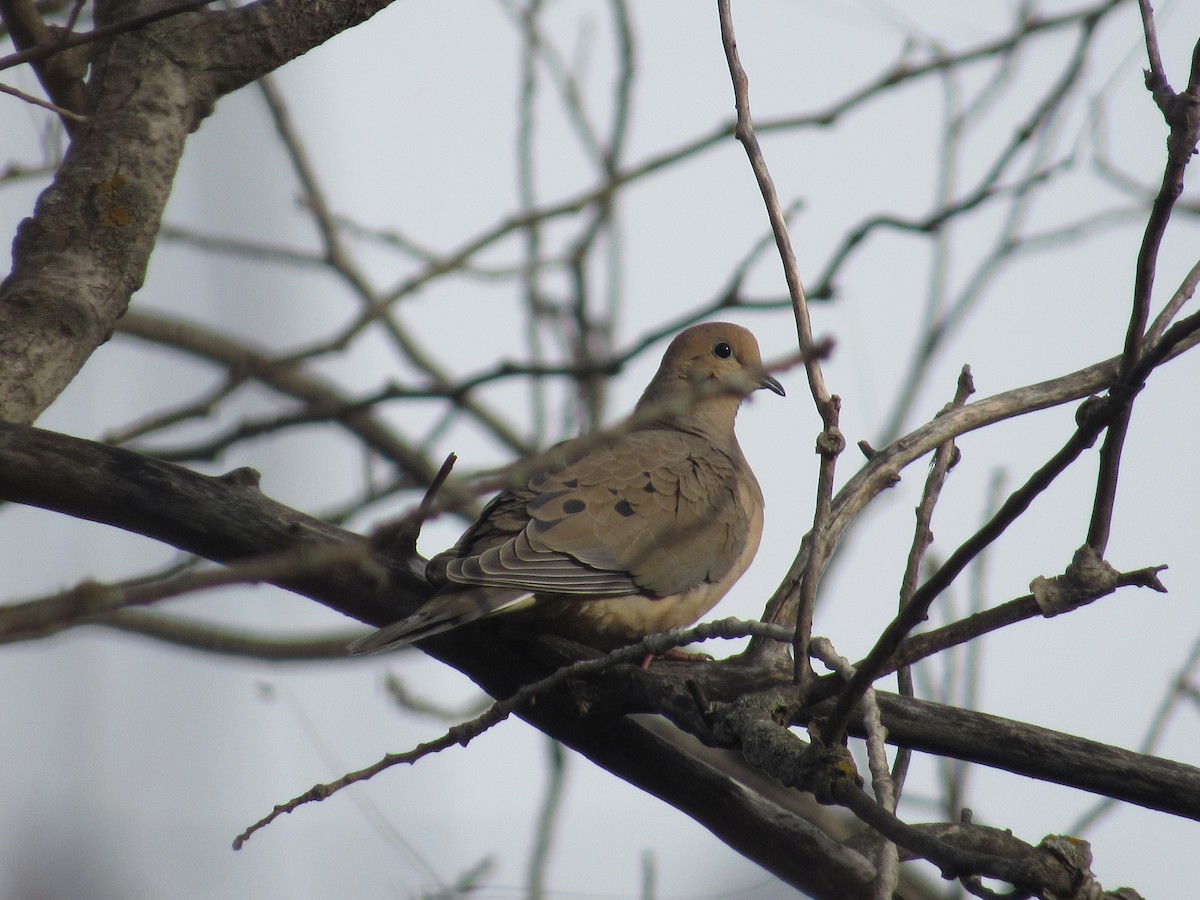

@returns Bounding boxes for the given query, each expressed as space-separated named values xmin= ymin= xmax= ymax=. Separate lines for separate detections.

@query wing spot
xmin=613 ymin=499 xmax=635 ymax=518
xmin=563 ymin=499 xmax=586 ymax=514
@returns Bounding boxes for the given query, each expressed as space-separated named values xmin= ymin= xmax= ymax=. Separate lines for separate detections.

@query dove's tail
xmin=346 ymin=586 xmax=534 ymax=654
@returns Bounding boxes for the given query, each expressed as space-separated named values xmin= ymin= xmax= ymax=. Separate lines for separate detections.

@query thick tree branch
xmin=0 ymin=0 xmax=398 ymax=424
xmin=0 ymin=421 xmax=428 ymax=624
xmin=2 ymin=422 xmax=1198 ymax=845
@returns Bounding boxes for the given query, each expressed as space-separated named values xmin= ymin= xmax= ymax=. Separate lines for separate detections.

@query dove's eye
xmin=712 ymin=341 xmax=734 ymax=360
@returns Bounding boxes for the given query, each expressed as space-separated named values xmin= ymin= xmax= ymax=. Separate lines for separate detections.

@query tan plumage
xmin=349 ymin=322 xmax=783 ymax=654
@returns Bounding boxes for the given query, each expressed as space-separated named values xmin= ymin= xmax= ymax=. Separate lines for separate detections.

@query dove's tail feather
xmin=347 ymin=587 xmax=534 ymax=655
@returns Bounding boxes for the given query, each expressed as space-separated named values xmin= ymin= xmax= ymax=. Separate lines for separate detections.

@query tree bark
xmin=0 ymin=0 xmax=397 ymax=423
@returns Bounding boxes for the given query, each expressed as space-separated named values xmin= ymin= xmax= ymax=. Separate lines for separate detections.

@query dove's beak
xmin=759 ymin=373 xmax=785 ymax=397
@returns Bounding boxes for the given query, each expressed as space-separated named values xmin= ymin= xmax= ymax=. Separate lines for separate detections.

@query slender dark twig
xmin=890 ymin=367 xmax=975 ymax=798
xmin=0 ymin=0 xmax=217 ymax=73
xmin=716 ymin=0 xmax=842 ymax=690
xmin=1087 ymin=18 xmax=1200 ymax=554
xmin=824 ymin=407 xmax=1115 ymax=744
xmin=233 ymin=617 xmax=792 ymax=847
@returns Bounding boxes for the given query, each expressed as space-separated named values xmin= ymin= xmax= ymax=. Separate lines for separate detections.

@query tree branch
xmin=0 ymin=0 xmax=399 ymax=424
xmin=0 ymin=420 xmax=1193 ymax=896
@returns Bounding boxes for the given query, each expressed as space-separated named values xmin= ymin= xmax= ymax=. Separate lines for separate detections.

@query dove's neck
xmin=635 ymin=379 xmax=743 ymax=450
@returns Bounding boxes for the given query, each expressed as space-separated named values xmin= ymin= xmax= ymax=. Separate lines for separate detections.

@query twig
xmin=0 ymin=79 xmax=88 ymax=121
xmin=158 ymin=223 xmax=330 ymax=268
xmin=716 ymin=0 xmax=842 ymax=690
xmin=219 ymin=2 xmax=1121 ymax=343
xmin=0 ymin=0 xmax=217 ymax=74
xmin=716 ymin=0 xmax=826 ymax=409
xmin=757 ymin=308 xmax=1200 ymax=650
xmin=830 ymin=779 xmax=1074 ymax=894
xmin=1087 ymin=14 xmax=1200 ymax=553
xmin=890 ymin=366 xmax=974 ymax=798
xmin=0 ymin=0 xmax=89 ymax=129
xmin=97 ymin=610 xmax=365 ymax=661
xmin=103 ymin=373 xmax=243 ymax=446
xmin=940 ymin=470 xmax=1005 ymax=820
xmin=878 ymin=19 xmax=1098 ymax=443
xmin=115 ymin=310 xmax=448 ymax=492
xmin=384 ymin=673 xmax=491 ymax=723
xmin=640 ymin=850 xmax=656 ymax=900
xmin=790 ymin=397 xmax=842 ymax=686
xmin=810 ymin=638 xmax=898 ymax=900
xmin=255 ymin=74 xmax=531 ymax=458
xmin=368 ymin=452 xmax=459 ymax=557
xmin=1136 ymin=0 xmax=1168 ymax=101
xmin=526 ymin=736 xmax=567 ymax=900
xmin=0 ymin=541 xmax=374 ymax=644
xmin=130 ymin=311 xmax=806 ymax=462
xmin=1136 ymin=304 xmax=1200 ymax=377
xmin=823 ymin=398 xmax=1122 ymax=744
xmin=1069 ymin=630 xmax=1200 ymax=835
xmin=1145 ymin=254 xmax=1200 ymax=346
xmin=875 ymin=564 xmax=1167 ymax=682
xmin=232 ymin=714 xmax=498 ymax=850
xmin=511 ymin=0 xmax=551 ymax=443
xmin=233 ymin=616 xmax=792 ymax=848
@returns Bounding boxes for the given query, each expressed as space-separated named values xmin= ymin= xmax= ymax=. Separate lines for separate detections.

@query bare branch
xmin=234 ymin=616 xmax=793 ymax=848
xmin=99 ymin=610 xmax=364 ymax=660
xmin=1088 ymin=10 xmax=1200 ymax=553
xmin=0 ymin=540 xmax=373 ymax=644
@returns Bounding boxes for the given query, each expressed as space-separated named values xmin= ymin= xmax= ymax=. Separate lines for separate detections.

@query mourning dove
xmin=349 ymin=322 xmax=783 ymax=654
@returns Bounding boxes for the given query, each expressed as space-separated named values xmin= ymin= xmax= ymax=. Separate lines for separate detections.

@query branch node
xmin=1037 ymin=834 xmax=1108 ymax=898
xmin=815 ymin=426 xmax=845 ymax=457
xmin=217 ymin=466 xmax=261 ymax=489
xmin=1030 ymin=545 xmax=1120 ymax=617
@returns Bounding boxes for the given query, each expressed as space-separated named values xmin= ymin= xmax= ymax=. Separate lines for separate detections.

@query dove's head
xmin=637 ymin=323 xmax=784 ymax=435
